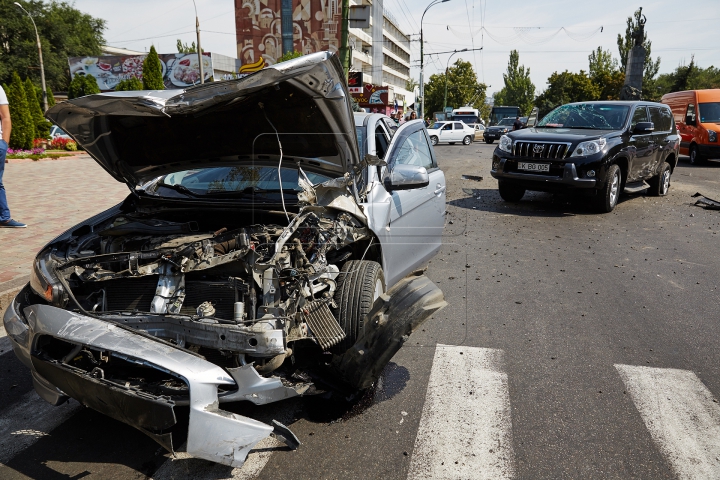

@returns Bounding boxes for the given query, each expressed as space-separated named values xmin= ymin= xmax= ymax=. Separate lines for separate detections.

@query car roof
xmin=354 ymin=112 xmax=389 ymax=127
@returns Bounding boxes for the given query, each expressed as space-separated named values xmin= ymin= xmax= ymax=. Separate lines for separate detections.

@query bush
xmin=116 ymin=77 xmax=143 ymax=91
xmin=142 ymin=45 xmax=164 ymax=90
xmin=6 ymin=73 xmax=35 ymax=149
xmin=49 ymin=137 xmax=77 ymax=151
xmin=25 ymin=78 xmax=51 ymax=138
xmin=68 ymin=74 xmax=101 ymax=99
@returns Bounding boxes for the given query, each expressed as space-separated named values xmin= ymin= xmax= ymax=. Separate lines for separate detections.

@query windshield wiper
xmin=155 ymin=182 xmax=202 ymax=197
xmin=202 ymin=186 xmax=295 ymax=197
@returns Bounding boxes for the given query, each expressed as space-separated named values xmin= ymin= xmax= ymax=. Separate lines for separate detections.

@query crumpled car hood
xmin=45 ymin=52 xmax=359 ymax=186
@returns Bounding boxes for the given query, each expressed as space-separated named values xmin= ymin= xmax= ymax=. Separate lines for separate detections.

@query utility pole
xmin=339 ymin=0 xmax=350 ymax=81
xmin=192 ymin=0 xmax=204 ymax=84
xmin=14 ymin=2 xmax=47 ymax=111
xmin=419 ymin=0 xmax=450 ymax=120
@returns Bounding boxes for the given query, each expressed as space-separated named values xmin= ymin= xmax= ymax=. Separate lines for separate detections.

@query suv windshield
xmin=151 ymin=166 xmax=332 ymax=197
xmin=537 ymin=103 xmax=630 ymax=129
xmin=699 ymin=103 xmax=720 ymax=123
xmin=497 ymin=118 xmax=515 ymax=126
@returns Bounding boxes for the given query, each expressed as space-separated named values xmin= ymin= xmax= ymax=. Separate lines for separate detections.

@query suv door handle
xmin=434 ymin=185 xmax=446 ymax=195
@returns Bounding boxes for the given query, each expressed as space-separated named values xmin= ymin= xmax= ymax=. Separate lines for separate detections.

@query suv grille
xmin=513 ymin=141 xmax=572 ymax=159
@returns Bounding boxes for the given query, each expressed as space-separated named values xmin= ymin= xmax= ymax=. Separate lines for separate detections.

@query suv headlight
xmin=30 ymin=251 xmax=65 ymax=305
xmin=498 ymin=135 xmax=512 ymax=153
xmin=709 ymin=130 xmax=717 ymax=142
xmin=570 ymin=138 xmax=607 ymax=157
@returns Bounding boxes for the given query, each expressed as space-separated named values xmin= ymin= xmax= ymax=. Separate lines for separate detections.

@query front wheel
xmin=648 ymin=162 xmax=671 ymax=196
xmin=498 ymin=180 xmax=525 ymax=202
xmin=430 ymin=136 xmax=438 ymax=146
xmin=689 ymin=144 xmax=704 ymax=165
xmin=594 ymin=164 xmax=621 ymax=213
xmin=463 ymin=135 xmax=472 ymax=145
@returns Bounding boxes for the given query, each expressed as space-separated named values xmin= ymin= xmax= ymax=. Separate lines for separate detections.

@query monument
xmin=620 ymin=9 xmax=646 ymax=100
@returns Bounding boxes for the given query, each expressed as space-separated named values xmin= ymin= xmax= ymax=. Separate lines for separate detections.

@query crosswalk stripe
xmin=407 ymin=344 xmax=515 ymax=480
xmin=0 ymin=390 xmax=81 ymax=464
xmin=616 ymin=364 xmax=720 ymax=480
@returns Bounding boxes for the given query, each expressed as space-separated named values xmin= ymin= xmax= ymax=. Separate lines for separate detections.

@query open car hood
xmin=45 ymin=52 xmax=359 ymax=186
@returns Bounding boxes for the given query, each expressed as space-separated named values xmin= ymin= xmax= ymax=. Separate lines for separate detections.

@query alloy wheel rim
xmin=662 ymin=170 xmax=670 ymax=194
xmin=610 ymin=171 xmax=619 ymax=206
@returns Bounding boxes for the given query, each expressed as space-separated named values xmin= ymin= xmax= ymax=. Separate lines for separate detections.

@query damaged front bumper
xmin=2 ymin=289 xmax=301 ymax=467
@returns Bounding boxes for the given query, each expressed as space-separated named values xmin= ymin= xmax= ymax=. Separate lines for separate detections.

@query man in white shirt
xmin=0 ymin=85 xmax=27 ymax=228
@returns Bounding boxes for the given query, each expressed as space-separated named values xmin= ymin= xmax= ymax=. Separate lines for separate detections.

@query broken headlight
xmin=30 ymin=251 xmax=65 ymax=305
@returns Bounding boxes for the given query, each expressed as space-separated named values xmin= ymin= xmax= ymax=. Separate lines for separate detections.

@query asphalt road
xmin=2 ymin=142 xmax=720 ymax=479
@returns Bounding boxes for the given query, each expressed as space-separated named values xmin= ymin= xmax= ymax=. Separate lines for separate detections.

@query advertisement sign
xmin=348 ymin=72 xmax=363 ymax=94
xmin=352 ymin=84 xmax=389 ymax=106
xmin=68 ymin=52 xmax=213 ymax=91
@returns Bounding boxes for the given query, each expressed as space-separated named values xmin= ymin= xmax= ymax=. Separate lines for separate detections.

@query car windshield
xmin=537 ymin=103 xmax=630 ymax=129
xmin=154 ymin=166 xmax=332 ymax=196
xmin=428 ymin=122 xmax=444 ymax=129
xmin=699 ymin=103 xmax=720 ymax=123
xmin=497 ymin=118 xmax=515 ymax=126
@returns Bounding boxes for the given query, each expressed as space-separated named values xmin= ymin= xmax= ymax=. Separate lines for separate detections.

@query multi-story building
xmin=234 ymin=0 xmax=413 ymax=115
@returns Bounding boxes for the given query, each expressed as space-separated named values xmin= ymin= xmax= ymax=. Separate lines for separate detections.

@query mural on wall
xmin=235 ymin=0 xmax=341 ymax=68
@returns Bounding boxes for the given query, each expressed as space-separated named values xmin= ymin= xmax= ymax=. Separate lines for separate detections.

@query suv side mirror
xmin=385 ymin=164 xmax=429 ymax=191
xmin=634 ymin=121 xmax=655 ymax=134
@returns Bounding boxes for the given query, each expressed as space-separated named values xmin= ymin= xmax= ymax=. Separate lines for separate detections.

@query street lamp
xmin=419 ymin=0 xmax=450 ymax=120
xmin=14 ymin=2 xmax=48 ymax=111
xmin=192 ymin=0 xmax=204 ymax=84
xmin=443 ymin=48 xmax=466 ymax=111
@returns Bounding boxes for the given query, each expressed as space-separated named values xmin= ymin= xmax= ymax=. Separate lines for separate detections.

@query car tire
xmin=648 ymin=162 xmax=671 ymax=196
xmin=689 ymin=144 xmax=704 ymax=165
xmin=498 ymin=180 xmax=525 ymax=202
xmin=430 ymin=136 xmax=438 ymax=146
xmin=594 ymin=164 xmax=621 ymax=213
xmin=485 ymin=139 xmax=494 ymax=144
xmin=332 ymin=260 xmax=385 ymax=353
xmin=463 ymin=135 xmax=472 ymax=145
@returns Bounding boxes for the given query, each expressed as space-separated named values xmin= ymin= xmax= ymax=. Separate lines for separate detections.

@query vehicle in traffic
xmin=483 ymin=117 xmax=515 ymax=143
xmin=3 ymin=52 xmax=446 ymax=468
xmin=427 ymin=121 xmax=475 ymax=145
xmin=661 ymin=89 xmax=720 ymax=164
xmin=490 ymin=101 xmax=680 ymax=213
xmin=468 ymin=122 xmax=486 ymax=141
xmin=489 ymin=105 xmax=521 ymax=126
xmin=49 ymin=125 xmax=71 ymax=140
xmin=451 ymin=108 xmax=482 ymax=126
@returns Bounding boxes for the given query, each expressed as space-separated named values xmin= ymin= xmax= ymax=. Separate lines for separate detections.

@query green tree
xmin=36 ymin=85 xmax=55 ymax=109
xmin=24 ymin=77 xmax=50 ymax=138
xmin=0 ymin=1 xmax=105 ymax=92
xmin=6 ymin=73 xmax=35 ymax=149
xmin=177 ymin=39 xmax=202 ymax=53
xmin=655 ymin=60 xmax=720 ymax=97
xmin=494 ymin=50 xmax=535 ymax=115
xmin=115 ymin=77 xmax=143 ymax=91
xmin=534 ymin=70 xmax=600 ymax=117
xmin=276 ymin=50 xmax=303 ymax=63
xmin=617 ymin=7 xmax=661 ymax=99
xmin=588 ymin=47 xmax=624 ymax=100
xmin=142 ymin=45 xmax=164 ymax=90
xmin=84 ymin=74 xmax=100 ymax=95
xmin=405 ymin=77 xmax=418 ymax=93
xmin=68 ymin=73 xmax=100 ymax=99
xmin=423 ymin=60 xmax=487 ymax=117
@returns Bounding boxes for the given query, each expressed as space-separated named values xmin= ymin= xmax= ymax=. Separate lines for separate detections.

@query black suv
xmin=490 ymin=101 xmax=680 ymax=212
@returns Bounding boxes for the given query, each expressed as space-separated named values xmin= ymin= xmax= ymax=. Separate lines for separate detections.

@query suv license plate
xmin=518 ymin=162 xmax=550 ymax=172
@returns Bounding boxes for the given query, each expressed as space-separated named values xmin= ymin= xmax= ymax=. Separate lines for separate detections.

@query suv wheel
xmin=689 ymin=144 xmax=704 ymax=165
xmin=648 ymin=162 xmax=671 ymax=196
xmin=332 ymin=260 xmax=385 ymax=353
xmin=430 ymin=136 xmax=438 ymax=146
xmin=462 ymin=135 xmax=472 ymax=145
xmin=498 ymin=180 xmax=525 ymax=202
xmin=485 ymin=139 xmax=494 ymax=144
xmin=594 ymin=164 xmax=621 ymax=213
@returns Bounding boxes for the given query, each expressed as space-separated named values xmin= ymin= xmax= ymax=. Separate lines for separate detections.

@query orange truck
xmin=661 ymin=89 xmax=720 ymax=164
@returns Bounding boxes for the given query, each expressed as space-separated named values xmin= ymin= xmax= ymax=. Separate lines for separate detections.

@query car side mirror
xmin=385 ymin=164 xmax=430 ymax=191
xmin=634 ymin=121 xmax=655 ymax=134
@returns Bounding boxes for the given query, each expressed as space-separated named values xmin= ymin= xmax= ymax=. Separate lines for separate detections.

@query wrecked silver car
xmin=2 ymin=52 xmax=446 ymax=467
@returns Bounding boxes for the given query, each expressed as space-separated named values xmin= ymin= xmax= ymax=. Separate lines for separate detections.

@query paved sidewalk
xmin=0 ymin=154 xmax=128 ymax=295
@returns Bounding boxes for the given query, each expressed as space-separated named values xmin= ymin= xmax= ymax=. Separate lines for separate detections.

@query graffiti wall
xmin=235 ymin=0 xmax=341 ymax=67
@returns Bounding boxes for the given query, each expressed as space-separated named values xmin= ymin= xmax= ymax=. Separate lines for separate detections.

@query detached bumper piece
xmin=21 ymin=304 xmax=298 ymax=468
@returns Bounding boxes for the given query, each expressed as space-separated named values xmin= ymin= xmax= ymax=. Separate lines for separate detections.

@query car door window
xmin=631 ymin=106 xmax=649 ymax=129
xmin=382 ymin=118 xmax=397 ymax=136
xmin=375 ymin=123 xmax=391 ymax=159
xmin=454 ymin=122 xmax=464 ymax=130
xmin=442 ymin=124 xmax=452 ymax=131
xmin=648 ymin=107 xmax=666 ymax=131
xmin=392 ymin=130 xmax=434 ymax=169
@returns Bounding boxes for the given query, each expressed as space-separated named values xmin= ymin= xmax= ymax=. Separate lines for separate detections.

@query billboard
xmin=68 ymin=52 xmax=213 ymax=91
xmin=235 ymin=0 xmax=341 ymax=68
xmin=348 ymin=72 xmax=363 ymax=94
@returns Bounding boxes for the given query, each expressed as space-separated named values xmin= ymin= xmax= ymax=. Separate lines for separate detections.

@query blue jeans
xmin=0 ymin=140 xmax=10 ymax=222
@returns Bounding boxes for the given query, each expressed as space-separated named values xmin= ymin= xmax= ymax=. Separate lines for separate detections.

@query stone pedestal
xmin=621 ymin=45 xmax=645 ymax=100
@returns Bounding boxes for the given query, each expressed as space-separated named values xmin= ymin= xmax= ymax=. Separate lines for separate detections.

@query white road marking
xmin=152 ymin=436 xmax=281 ymax=480
xmin=0 ymin=390 xmax=81 ymax=464
xmin=407 ymin=344 xmax=515 ymax=479
xmin=616 ymin=364 xmax=720 ymax=480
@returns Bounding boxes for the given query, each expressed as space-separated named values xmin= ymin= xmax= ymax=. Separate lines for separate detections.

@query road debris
xmin=461 ymin=175 xmax=484 ymax=182
xmin=692 ymin=193 xmax=720 ymax=210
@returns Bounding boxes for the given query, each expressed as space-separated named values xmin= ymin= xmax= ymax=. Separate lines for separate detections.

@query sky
xmin=75 ymin=0 xmax=720 ymax=97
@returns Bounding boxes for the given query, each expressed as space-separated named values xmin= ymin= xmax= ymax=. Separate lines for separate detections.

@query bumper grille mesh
xmin=513 ymin=141 xmax=571 ymax=159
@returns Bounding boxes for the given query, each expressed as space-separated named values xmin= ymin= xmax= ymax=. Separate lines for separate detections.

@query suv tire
xmin=594 ymin=164 xmax=621 ymax=213
xmin=485 ymin=139 xmax=494 ymax=144
xmin=689 ymin=144 xmax=705 ymax=165
xmin=648 ymin=162 xmax=671 ymax=196
xmin=498 ymin=180 xmax=525 ymax=202
xmin=332 ymin=260 xmax=385 ymax=353
xmin=463 ymin=135 xmax=472 ymax=145
xmin=430 ymin=136 xmax=438 ymax=146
